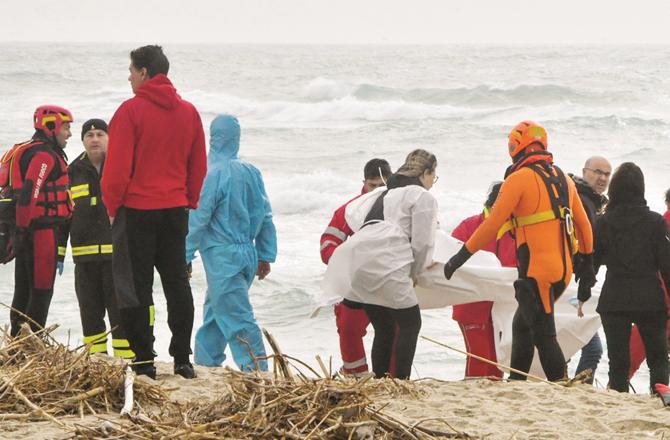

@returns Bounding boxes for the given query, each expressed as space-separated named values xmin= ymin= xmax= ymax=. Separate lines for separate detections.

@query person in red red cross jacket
xmin=451 ymin=182 xmax=517 ymax=379
xmin=320 ymin=158 xmax=392 ymax=376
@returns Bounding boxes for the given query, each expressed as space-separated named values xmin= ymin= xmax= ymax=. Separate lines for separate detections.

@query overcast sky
xmin=1 ymin=0 xmax=669 ymax=45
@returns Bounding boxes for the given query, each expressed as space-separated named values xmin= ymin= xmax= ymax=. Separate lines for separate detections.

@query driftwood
xmin=0 ymin=317 xmax=472 ymax=439
xmin=72 ymin=329 xmax=473 ymax=439
xmin=0 ymin=323 xmax=166 ymax=423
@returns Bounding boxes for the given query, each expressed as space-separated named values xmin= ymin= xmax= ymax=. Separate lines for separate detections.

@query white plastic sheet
xmin=320 ymin=229 xmax=601 ymax=378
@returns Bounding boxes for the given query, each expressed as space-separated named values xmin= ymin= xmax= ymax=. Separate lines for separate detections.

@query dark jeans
xmin=112 ymin=207 xmax=194 ymax=363
xmin=363 ymin=303 xmax=421 ymax=379
xmin=575 ymin=332 xmax=603 ymax=383
xmin=10 ymin=227 xmax=57 ymax=336
xmin=509 ymin=280 xmax=566 ymax=382
xmin=601 ymin=311 xmax=669 ymax=393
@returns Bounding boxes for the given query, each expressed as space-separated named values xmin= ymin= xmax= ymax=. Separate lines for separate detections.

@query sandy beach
xmin=2 ymin=359 xmax=669 ymax=440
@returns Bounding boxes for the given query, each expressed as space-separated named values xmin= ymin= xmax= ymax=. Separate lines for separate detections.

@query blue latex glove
xmin=57 ymin=261 xmax=64 ymax=276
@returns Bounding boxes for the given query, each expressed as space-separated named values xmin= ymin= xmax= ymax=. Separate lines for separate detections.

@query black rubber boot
xmin=174 ymin=362 xmax=197 ymax=379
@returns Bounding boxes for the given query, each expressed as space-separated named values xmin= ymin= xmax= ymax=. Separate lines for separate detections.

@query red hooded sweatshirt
xmin=102 ymin=74 xmax=207 ymax=218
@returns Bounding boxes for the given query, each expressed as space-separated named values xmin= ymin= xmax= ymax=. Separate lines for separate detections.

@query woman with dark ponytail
xmin=594 ymin=162 xmax=670 ymax=393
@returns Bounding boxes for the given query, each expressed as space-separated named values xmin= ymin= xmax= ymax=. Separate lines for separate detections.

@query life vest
xmin=0 ymin=140 xmax=72 ymax=225
xmin=496 ymin=162 xmax=579 ymax=255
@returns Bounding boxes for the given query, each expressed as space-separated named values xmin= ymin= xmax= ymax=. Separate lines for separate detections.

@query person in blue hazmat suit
xmin=185 ymin=114 xmax=277 ymax=371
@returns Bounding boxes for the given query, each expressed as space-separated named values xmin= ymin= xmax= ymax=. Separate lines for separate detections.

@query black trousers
xmin=10 ymin=227 xmax=57 ymax=336
xmin=509 ymin=278 xmax=566 ymax=382
xmin=601 ymin=311 xmax=669 ymax=393
xmin=112 ymin=207 xmax=194 ymax=364
xmin=75 ymin=260 xmax=132 ymax=358
xmin=363 ymin=303 xmax=421 ymax=379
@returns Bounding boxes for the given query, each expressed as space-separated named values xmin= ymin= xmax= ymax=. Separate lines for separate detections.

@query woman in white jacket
xmin=343 ymin=149 xmax=438 ymax=379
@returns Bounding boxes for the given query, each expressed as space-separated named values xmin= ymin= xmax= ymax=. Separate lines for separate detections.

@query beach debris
xmin=120 ymin=366 xmax=135 ymax=416
xmin=1 ymin=321 xmax=472 ymax=439
xmin=71 ymin=330 xmax=472 ymax=439
xmin=422 ymin=335 xmax=595 ymax=389
xmin=422 ymin=335 xmax=565 ymax=387
xmin=564 ymin=368 xmax=593 ymax=387
xmin=0 ymin=322 xmax=167 ymax=423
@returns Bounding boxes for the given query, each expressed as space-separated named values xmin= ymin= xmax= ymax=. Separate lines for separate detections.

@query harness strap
xmin=496 ymin=207 xmax=570 ymax=240
xmin=361 ymin=190 xmax=388 ymax=229
xmin=496 ymin=162 xmax=578 ymax=255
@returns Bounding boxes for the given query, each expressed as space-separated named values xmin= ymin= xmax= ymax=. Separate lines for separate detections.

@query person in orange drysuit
xmin=451 ymin=182 xmax=517 ymax=379
xmin=444 ymin=121 xmax=595 ymax=381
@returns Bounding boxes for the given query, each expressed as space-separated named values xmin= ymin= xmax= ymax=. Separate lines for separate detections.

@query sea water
xmin=1 ymin=44 xmax=669 ymax=392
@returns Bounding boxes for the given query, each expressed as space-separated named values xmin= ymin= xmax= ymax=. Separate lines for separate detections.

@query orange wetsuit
xmin=465 ymin=164 xmax=593 ymax=313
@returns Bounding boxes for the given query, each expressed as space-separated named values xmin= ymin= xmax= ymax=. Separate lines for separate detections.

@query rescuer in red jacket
xmin=1 ymin=106 xmax=73 ymax=336
xmin=451 ymin=182 xmax=517 ymax=378
xmin=320 ymin=158 xmax=392 ymax=375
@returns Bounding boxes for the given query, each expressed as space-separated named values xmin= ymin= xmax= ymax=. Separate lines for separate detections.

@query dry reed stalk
xmin=0 ymin=321 xmax=167 ymax=425
xmin=0 ymin=321 xmax=472 ymax=439
xmin=71 ymin=330 xmax=471 ymax=440
xmin=422 ymin=335 xmax=564 ymax=387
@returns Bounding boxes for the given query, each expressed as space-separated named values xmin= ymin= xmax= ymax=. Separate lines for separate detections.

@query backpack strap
xmin=361 ymin=190 xmax=389 ymax=229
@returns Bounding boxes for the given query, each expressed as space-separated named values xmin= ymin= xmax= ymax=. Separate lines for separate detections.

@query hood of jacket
xmin=208 ymin=114 xmax=240 ymax=165
xmin=604 ymin=203 xmax=650 ymax=230
xmin=135 ymin=74 xmax=180 ymax=110
xmin=569 ymin=173 xmax=607 ymax=211
xmin=386 ymin=173 xmax=422 ymax=189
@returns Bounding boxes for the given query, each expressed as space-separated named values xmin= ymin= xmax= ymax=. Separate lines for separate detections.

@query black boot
xmin=132 ymin=362 xmax=157 ymax=380
xmin=174 ymin=362 xmax=197 ymax=379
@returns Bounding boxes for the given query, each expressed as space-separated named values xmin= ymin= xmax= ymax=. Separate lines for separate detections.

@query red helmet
xmin=508 ymin=120 xmax=547 ymax=159
xmin=34 ymin=105 xmax=73 ymax=138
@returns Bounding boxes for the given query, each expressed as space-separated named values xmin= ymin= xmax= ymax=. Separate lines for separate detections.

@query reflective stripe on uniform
xmin=58 ymin=246 xmax=66 ymax=257
xmin=88 ymin=342 xmax=108 ymax=354
xmin=320 ymin=240 xmax=338 ymax=251
xmin=90 ymin=196 xmax=97 ymax=206
xmin=112 ymin=338 xmax=135 ymax=359
xmin=113 ymin=348 xmax=135 ymax=359
xmin=496 ymin=207 xmax=567 ymax=240
xmin=70 ymin=184 xmax=90 ymax=199
xmin=83 ymin=331 xmax=108 ymax=354
xmin=100 ymin=244 xmax=113 ymax=254
xmin=83 ymin=331 xmax=107 ymax=345
xmin=112 ymin=338 xmax=131 ymax=348
xmin=342 ymin=357 xmax=367 ymax=370
xmin=72 ymin=245 xmax=100 ymax=256
xmin=149 ymin=304 xmax=155 ymax=327
xmin=323 ymin=226 xmax=348 ymax=241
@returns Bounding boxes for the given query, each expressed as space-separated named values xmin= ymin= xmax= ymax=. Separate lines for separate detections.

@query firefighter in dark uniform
xmin=58 ymin=119 xmax=138 ymax=358
xmin=2 ymin=105 xmax=73 ymax=336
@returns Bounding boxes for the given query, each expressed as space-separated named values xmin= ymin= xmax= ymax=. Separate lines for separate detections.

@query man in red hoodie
xmin=320 ymin=158 xmax=392 ymax=376
xmin=451 ymin=182 xmax=517 ymax=378
xmin=102 ymin=45 xmax=207 ymax=379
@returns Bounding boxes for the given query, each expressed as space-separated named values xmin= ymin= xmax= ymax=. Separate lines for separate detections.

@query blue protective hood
xmin=209 ymin=114 xmax=240 ymax=164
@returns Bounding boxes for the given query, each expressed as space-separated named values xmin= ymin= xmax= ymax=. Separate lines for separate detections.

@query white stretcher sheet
xmin=319 ymin=229 xmax=601 ymax=378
